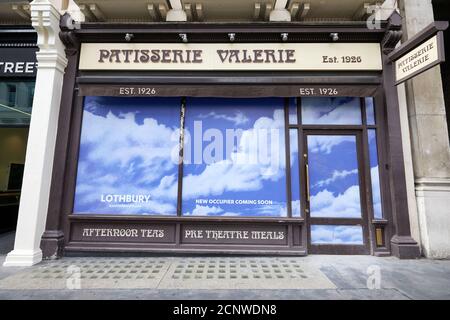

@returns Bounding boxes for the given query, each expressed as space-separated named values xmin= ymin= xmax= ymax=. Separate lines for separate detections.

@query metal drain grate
xmin=0 ymin=258 xmax=171 ymax=289
xmin=170 ymin=259 xmax=308 ymax=280
xmin=21 ymin=259 xmax=168 ymax=281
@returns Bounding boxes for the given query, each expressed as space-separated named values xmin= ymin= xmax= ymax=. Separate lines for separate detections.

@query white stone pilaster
xmin=397 ymin=82 xmax=422 ymax=249
xmin=3 ymin=0 xmax=68 ymax=267
xmin=415 ymin=179 xmax=450 ymax=258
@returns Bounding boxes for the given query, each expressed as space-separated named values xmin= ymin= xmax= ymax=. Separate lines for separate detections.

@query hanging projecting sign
xmin=0 ymin=48 xmax=38 ymax=77
xmin=394 ymin=34 xmax=444 ymax=84
xmin=79 ymin=43 xmax=383 ymax=71
xmin=389 ymin=21 xmax=448 ymax=85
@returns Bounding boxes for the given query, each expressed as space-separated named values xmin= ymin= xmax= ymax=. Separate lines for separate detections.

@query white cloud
xmin=308 ymin=135 xmax=355 ymax=154
xmin=75 ymin=180 xmax=177 ymax=214
xmin=302 ymin=98 xmax=362 ymax=125
xmin=74 ymin=105 xmax=179 ymax=215
xmin=371 ymin=165 xmax=383 ymax=218
xmin=311 ymin=225 xmax=363 ymax=244
xmin=291 ymin=200 xmax=301 ymax=217
xmin=183 ymin=160 xmax=263 ymax=199
xmin=314 ymin=169 xmax=358 ymax=188
xmin=182 ymin=109 xmax=287 ymax=200
xmin=310 ymin=185 xmax=361 ymax=218
xmin=81 ymin=111 xmax=179 ymax=171
xmin=185 ymin=205 xmax=224 ymax=216
xmin=198 ymin=111 xmax=249 ymax=126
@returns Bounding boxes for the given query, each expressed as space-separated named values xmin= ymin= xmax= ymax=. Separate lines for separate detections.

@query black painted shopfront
xmin=40 ymin=12 xmax=422 ymax=259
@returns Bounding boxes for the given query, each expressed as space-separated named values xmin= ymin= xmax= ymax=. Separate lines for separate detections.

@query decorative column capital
xmin=31 ymin=0 xmax=68 ymax=72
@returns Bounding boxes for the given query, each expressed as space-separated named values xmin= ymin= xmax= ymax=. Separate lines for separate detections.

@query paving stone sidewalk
xmin=1 ymin=231 xmax=449 ymax=300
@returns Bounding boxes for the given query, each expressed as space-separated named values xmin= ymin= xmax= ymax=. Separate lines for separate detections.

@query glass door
xmin=304 ymin=130 xmax=370 ymax=254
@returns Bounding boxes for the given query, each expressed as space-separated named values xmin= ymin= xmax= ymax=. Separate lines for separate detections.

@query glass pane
xmin=288 ymin=98 xmax=298 ymax=125
xmin=0 ymin=81 xmax=35 ymax=126
xmin=182 ymin=97 xmax=287 ymax=217
xmin=301 ymin=97 xmax=362 ymax=125
xmin=290 ymin=129 xmax=301 ymax=217
xmin=368 ymin=130 xmax=383 ymax=219
xmin=365 ymin=97 xmax=375 ymax=125
xmin=73 ymin=96 xmax=181 ymax=215
xmin=307 ymin=135 xmax=362 ymax=218
xmin=311 ymin=225 xmax=363 ymax=244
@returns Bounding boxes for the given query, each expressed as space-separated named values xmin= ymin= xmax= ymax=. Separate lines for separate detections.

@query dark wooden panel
xmin=78 ymin=84 xmax=379 ymax=98
xmin=70 ymin=221 xmax=176 ymax=243
xmin=180 ymin=223 xmax=288 ymax=245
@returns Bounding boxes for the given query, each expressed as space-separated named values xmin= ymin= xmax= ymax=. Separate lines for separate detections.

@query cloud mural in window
xmin=308 ymin=135 xmax=362 ymax=219
xmin=368 ymin=130 xmax=383 ymax=219
xmin=311 ymin=225 xmax=363 ymax=245
xmin=290 ymin=129 xmax=301 ymax=217
xmin=181 ymin=98 xmax=288 ymax=217
xmin=73 ymin=96 xmax=181 ymax=215
xmin=302 ymin=97 xmax=362 ymax=125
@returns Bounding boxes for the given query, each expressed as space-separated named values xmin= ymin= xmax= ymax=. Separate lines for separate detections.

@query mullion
xmin=361 ymin=96 xmax=367 ymax=126
xmin=284 ymin=98 xmax=293 ymax=218
xmin=176 ymin=97 xmax=186 ymax=217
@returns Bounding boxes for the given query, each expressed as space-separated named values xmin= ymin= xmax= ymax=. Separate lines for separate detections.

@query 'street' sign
xmin=0 ymin=48 xmax=38 ymax=77
xmin=79 ymin=43 xmax=383 ymax=71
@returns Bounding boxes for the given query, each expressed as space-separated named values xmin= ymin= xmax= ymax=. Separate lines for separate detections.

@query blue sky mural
xmin=368 ymin=129 xmax=383 ymax=219
xmin=311 ymin=225 xmax=363 ymax=245
xmin=365 ymin=97 xmax=376 ymax=125
xmin=73 ymin=96 xmax=181 ymax=215
xmin=302 ymin=97 xmax=362 ymax=125
xmin=290 ymin=129 xmax=301 ymax=217
xmin=181 ymin=98 xmax=288 ymax=217
xmin=72 ymin=95 xmax=378 ymax=229
xmin=308 ymin=134 xmax=362 ymax=219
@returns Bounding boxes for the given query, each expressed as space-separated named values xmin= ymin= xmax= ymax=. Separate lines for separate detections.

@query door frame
xmin=302 ymin=129 xmax=371 ymax=255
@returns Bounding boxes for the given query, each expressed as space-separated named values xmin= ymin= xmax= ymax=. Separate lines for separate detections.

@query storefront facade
xmin=32 ymin=11 xmax=421 ymax=259
xmin=7 ymin=0 xmax=450 ymax=266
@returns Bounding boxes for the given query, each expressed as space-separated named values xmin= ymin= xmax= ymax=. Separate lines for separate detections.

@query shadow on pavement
xmin=0 ymin=232 xmax=15 ymax=255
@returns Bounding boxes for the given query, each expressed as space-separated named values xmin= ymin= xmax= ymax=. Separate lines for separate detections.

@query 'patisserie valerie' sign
xmin=79 ymin=43 xmax=383 ymax=71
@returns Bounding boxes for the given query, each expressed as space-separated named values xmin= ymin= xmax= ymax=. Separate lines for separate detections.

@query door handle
xmin=305 ymin=163 xmax=310 ymax=202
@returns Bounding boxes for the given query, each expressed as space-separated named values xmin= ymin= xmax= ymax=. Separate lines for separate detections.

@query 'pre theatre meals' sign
xmin=79 ymin=43 xmax=383 ymax=71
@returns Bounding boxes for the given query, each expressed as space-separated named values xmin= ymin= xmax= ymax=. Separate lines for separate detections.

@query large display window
xmin=74 ymin=96 xmax=290 ymax=217
xmin=0 ymin=80 xmax=34 ymax=126
xmin=73 ymin=96 xmax=385 ymax=232
xmin=182 ymin=97 xmax=287 ymax=217
xmin=73 ymin=96 xmax=181 ymax=215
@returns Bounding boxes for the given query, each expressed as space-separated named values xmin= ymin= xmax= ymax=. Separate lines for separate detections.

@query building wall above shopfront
xmin=0 ymin=0 xmax=396 ymax=24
